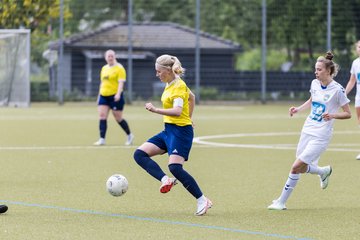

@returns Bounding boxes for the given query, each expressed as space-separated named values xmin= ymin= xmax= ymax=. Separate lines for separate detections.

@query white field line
xmin=0 ymin=114 xmax=292 ymax=121
xmin=0 ymin=145 xmax=135 ymax=151
xmin=193 ymin=131 xmax=360 ymax=152
xmin=0 ymin=145 xmax=221 ymax=151
xmin=0 ymin=131 xmax=359 ymax=152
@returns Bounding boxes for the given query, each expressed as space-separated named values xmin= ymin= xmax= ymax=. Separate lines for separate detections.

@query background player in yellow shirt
xmin=133 ymin=54 xmax=212 ymax=216
xmin=94 ymin=50 xmax=134 ymax=146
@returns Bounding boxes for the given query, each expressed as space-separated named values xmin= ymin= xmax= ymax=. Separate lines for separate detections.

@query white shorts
xmin=296 ymin=133 xmax=330 ymax=166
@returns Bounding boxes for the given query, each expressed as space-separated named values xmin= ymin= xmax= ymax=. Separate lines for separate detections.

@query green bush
xmin=31 ymin=82 xmax=50 ymax=102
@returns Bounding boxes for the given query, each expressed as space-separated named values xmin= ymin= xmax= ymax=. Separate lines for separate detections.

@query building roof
xmin=53 ymin=22 xmax=241 ymax=50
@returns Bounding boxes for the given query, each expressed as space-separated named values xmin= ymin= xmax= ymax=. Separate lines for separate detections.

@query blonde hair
xmin=156 ymin=54 xmax=185 ymax=76
xmin=316 ymin=51 xmax=339 ymax=77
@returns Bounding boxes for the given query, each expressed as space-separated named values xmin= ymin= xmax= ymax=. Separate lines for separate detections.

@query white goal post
xmin=0 ymin=29 xmax=31 ymax=107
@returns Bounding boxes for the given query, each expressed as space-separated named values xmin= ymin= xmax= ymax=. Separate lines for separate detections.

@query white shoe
xmin=356 ymin=154 xmax=360 ymax=160
xmin=125 ymin=133 xmax=134 ymax=146
xmin=320 ymin=166 xmax=332 ymax=189
xmin=93 ymin=138 xmax=105 ymax=146
xmin=268 ymin=199 xmax=287 ymax=210
xmin=195 ymin=197 xmax=213 ymax=216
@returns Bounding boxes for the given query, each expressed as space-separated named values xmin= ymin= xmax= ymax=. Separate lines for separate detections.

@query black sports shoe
xmin=0 ymin=205 xmax=8 ymax=214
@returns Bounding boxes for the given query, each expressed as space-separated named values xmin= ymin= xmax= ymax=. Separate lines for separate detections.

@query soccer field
xmin=1 ymin=103 xmax=360 ymax=240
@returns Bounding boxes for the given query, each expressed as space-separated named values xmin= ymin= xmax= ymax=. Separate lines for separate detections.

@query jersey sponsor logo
xmin=310 ymin=101 xmax=326 ymax=122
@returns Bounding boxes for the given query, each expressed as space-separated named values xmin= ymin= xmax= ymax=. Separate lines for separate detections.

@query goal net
xmin=0 ymin=29 xmax=30 ymax=107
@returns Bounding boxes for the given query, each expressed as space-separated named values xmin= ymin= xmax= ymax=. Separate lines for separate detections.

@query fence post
xmin=127 ymin=0 xmax=133 ymax=104
xmin=57 ymin=0 xmax=64 ymax=105
xmin=195 ymin=0 xmax=201 ymax=104
xmin=261 ymin=0 xmax=267 ymax=104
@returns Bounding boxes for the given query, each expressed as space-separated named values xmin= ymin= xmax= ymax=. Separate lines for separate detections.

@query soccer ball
xmin=106 ymin=174 xmax=128 ymax=197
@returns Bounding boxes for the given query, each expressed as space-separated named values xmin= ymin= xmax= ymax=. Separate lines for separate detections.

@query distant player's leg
xmin=269 ymin=133 xmax=329 ymax=210
xmin=303 ymin=138 xmax=331 ymax=189
xmin=268 ymin=159 xmax=308 ymax=210
xmin=118 ymin=118 xmax=134 ymax=146
xmin=0 ymin=205 xmax=8 ymax=214
xmin=94 ymin=104 xmax=110 ymax=145
xmin=307 ymin=164 xmax=332 ymax=189
xmin=356 ymin=106 xmax=360 ymax=160
xmin=268 ymin=173 xmax=299 ymax=210
xmin=112 ymin=95 xmax=134 ymax=146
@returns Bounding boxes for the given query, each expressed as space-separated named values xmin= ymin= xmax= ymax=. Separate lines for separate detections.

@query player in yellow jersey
xmin=133 ymin=54 xmax=212 ymax=216
xmin=94 ymin=50 xmax=134 ymax=146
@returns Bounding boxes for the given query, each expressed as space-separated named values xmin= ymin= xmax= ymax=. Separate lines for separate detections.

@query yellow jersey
xmin=99 ymin=63 xmax=126 ymax=96
xmin=161 ymin=79 xmax=192 ymax=126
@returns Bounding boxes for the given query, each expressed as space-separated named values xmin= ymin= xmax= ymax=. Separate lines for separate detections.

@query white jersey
xmin=302 ymin=79 xmax=349 ymax=139
xmin=350 ymin=58 xmax=360 ymax=105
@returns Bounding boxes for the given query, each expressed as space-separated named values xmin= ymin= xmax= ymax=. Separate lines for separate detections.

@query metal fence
xmin=36 ymin=0 xmax=360 ymax=103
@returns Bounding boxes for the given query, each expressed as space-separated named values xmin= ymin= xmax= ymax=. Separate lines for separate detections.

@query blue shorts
xmin=147 ymin=123 xmax=193 ymax=161
xmin=98 ymin=93 xmax=125 ymax=111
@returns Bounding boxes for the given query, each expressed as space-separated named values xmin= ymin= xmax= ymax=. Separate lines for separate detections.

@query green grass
xmin=1 ymin=102 xmax=360 ymax=240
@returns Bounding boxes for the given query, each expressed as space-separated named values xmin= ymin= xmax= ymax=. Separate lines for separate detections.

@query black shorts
xmin=98 ymin=93 xmax=125 ymax=111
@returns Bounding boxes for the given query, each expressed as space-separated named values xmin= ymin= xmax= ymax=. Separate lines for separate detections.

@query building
xmin=49 ymin=21 xmax=241 ymax=100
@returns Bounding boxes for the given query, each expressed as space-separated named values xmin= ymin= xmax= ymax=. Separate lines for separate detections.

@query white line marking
xmin=193 ymin=131 xmax=360 ymax=152
xmin=0 ymin=145 xmax=214 ymax=151
xmin=0 ymin=145 xmax=135 ymax=151
xmin=0 ymin=131 xmax=358 ymax=152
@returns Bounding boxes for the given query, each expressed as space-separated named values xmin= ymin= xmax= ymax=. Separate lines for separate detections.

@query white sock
xmin=278 ymin=173 xmax=300 ymax=204
xmin=307 ymin=165 xmax=325 ymax=175
xmin=197 ymin=195 xmax=206 ymax=204
xmin=161 ymin=175 xmax=169 ymax=184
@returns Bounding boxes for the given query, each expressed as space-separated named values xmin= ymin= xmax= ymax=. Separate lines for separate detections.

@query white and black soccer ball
xmin=106 ymin=174 xmax=128 ymax=197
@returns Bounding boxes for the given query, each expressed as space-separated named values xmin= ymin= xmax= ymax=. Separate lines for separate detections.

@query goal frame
xmin=0 ymin=29 xmax=31 ymax=107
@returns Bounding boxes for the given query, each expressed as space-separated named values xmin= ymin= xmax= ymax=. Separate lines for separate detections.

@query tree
xmin=0 ymin=0 xmax=71 ymax=64
xmin=66 ymin=0 xmax=128 ymax=33
xmin=2 ymin=0 xmax=359 ymax=71
xmin=268 ymin=0 xmax=326 ymax=67
xmin=0 ymin=0 xmax=70 ymax=31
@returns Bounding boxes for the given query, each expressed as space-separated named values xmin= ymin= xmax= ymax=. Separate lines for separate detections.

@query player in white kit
xmin=268 ymin=52 xmax=352 ymax=210
xmin=345 ymin=40 xmax=360 ymax=159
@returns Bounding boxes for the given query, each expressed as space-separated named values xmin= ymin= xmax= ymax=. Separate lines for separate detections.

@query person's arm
xmin=97 ymin=67 xmax=104 ymax=103
xmin=188 ymin=90 xmax=195 ymax=119
xmin=345 ymin=74 xmax=356 ymax=95
xmin=114 ymin=80 xmax=125 ymax=101
xmin=145 ymin=102 xmax=182 ymax=116
xmin=322 ymin=103 xmax=351 ymax=121
xmin=96 ymin=84 xmax=100 ymax=102
xmin=289 ymin=97 xmax=312 ymax=117
xmin=97 ymin=75 xmax=102 ymax=103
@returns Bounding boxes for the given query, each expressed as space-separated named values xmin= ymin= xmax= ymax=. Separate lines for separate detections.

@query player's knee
xmin=168 ymin=163 xmax=183 ymax=177
xmin=133 ymin=149 xmax=148 ymax=164
xmin=290 ymin=165 xmax=306 ymax=174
